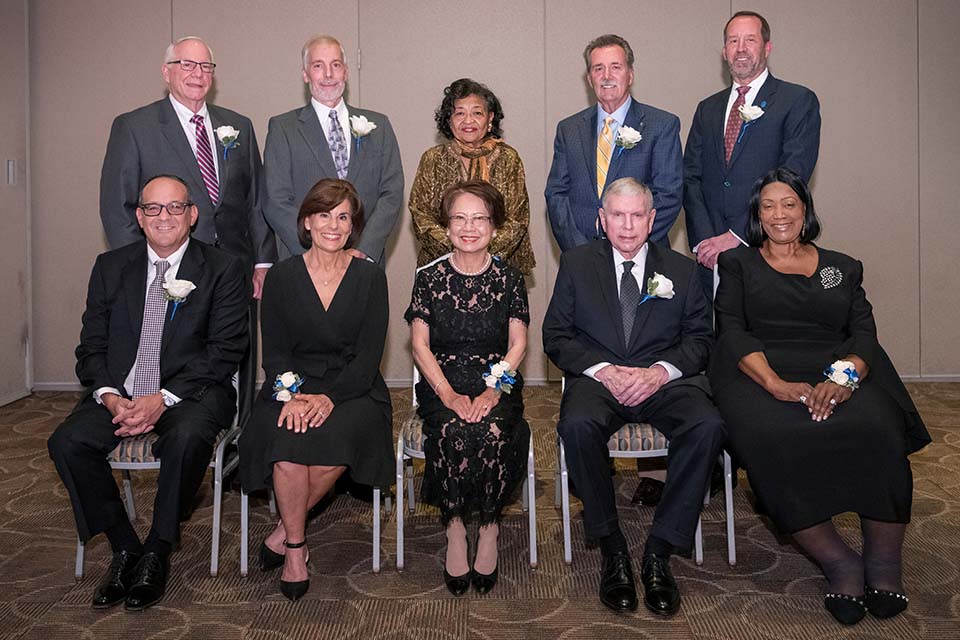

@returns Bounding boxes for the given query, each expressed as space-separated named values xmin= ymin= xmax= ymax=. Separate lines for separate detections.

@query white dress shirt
xmin=169 ymin=95 xmax=219 ymax=184
xmin=93 ymin=239 xmax=191 ymax=406
xmin=312 ymin=97 xmax=352 ymax=164
xmin=583 ymin=244 xmax=682 ymax=383
xmin=596 ymin=96 xmax=633 ymax=144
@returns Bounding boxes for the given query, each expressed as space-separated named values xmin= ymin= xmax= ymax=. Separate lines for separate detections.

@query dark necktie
xmin=132 ymin=260 xmax=170 ymax=397
xmin=620 ymin=260 xmax=641 ymax=342
xmin=190 ymin=114 xmax=219 ymax=204
xmin=328 ymin=110 xmax=349 ymax=179
xmin=723 ymin=85 xmax=750 ymax=165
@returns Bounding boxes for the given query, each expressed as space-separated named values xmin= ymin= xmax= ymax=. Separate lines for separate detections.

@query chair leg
xmin=559 ymin=440 xmax=572 ymax=565
xmin=395 ymin=434 xmax=405 ymax=571
xmin=210 ymin=466 xmax=223 ymax=577
xmin=694 ymin=517 xmax=704 ymax=565
xmin=724 ymin=451 xmax=737 ymax=566
xmin=122 ymin=470 xmax=136 ymax=522
xmin=240 ymin=489 xmax=249 ymax=577
xmin=372 ymin=487 xmax=381 ymax=574
xmin=75 ymin=537 xmax=85 ymax=580
xmin=527 ymin=438 xmax=537 ymax=568
xmin=268 ymin=488 xmax=277 ymax=517
xmin=405 ymin=459 xmax=416 ymax=512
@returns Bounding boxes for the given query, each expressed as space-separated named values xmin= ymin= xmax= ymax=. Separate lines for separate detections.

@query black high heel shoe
xmin=824 ymin=592 xmax=866 ymax=625
xmin=259 ymin=541 xmax=284 ymax=572
xmin=471 ymin=563 xmax=498 ymax=594
xmin=444 ymin=567 xmax=472 ymax=596
xmin=865 ymin=585 xmax=909 ymax=618
xmin=279 ymin=540 xmax=309 ymax=601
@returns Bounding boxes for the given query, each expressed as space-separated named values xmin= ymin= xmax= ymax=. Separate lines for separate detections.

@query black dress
xmin=404 ymin=257 xmax=531 ymax=525
xmin=708 ymin=246 xmax=930 ymax=534
xmin=239 ymin=256 xmax=394 ymax=492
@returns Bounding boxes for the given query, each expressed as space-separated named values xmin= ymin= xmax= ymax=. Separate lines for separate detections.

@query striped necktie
xmin=596 ymin=116 xmax=614 ymax=198
xmin=132 ymin=260 xmax=170 ymax=397
xmin=190 ymin=114 xmax=219 ymax=204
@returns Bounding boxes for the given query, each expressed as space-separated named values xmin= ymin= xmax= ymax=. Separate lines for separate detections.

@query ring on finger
xmin=799 ymin=395 xmax=807 ymax=403
xmin=829 ymin=398 xmax=837 ymax=405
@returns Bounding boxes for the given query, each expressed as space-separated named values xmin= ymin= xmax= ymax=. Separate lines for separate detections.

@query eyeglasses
xmin=139 ymin=201 xmax=193 ymax=216
xmin=449 ymin=214 xmax=492 ymax=228
xmin=166 ymin=59 xmax=216 ymax=74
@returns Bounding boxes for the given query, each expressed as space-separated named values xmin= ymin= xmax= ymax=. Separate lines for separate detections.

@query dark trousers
xmin=697 ymin=263 xmax=716 ymax=304
xmin=237 ymin=301 xmax=259 ymax=424
xmin=47 ymin=396 xmax=223 ymax=546
xmin=557 ymin=376 xmax=725 ymax=553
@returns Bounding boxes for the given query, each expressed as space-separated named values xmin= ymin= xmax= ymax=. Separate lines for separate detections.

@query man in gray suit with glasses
xmin=262 ymin=34 xmax=404 ymax=263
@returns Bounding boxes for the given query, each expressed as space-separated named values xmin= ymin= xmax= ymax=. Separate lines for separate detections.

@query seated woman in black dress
xmin=708 ymin=168 xmax=930 ymax=625
xmin=405 ymin=180 xmax=530 ymax=596
xmin=239 ymin=179 xmax=393 ymax=601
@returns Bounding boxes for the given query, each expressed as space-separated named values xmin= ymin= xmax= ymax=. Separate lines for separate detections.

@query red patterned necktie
xmin=190 ymin=114 xmax=220 ymax=204
xmin=723 ymin=85 xmax=750 ymax=165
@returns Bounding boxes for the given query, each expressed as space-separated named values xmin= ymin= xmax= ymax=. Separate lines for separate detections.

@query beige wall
xmin=25 ymin=0 xmax=960 ymax=389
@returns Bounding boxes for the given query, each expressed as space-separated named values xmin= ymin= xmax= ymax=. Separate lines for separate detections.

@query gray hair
xmin=602 ymin=177 xmax=652 ymax=210
xmin=164 ymin=36 xmax=214 ymax=63
xmin=301 ymin=34 xmax=346 ymax=70
xmin=583 ymin=34 xmax=634 ymax=70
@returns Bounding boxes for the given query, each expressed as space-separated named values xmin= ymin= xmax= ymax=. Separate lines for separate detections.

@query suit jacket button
xmin=723 ymin=180 xmax=731 ymax=187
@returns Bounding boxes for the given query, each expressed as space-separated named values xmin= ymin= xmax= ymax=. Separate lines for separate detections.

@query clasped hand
xmin=696 ymin=232 xmax=742 ymax=269
xmin=105 ymin=393 xmax=166 ymax=437
xmin=767 ymin=379 xmax=852 ymax=422
xmin=439 ymin=386 xmax=500 ymax=423
xmin=277 ymin=393 xmax=335 ymax=433
xmin=596 ymin=365 xmax=668 ymax=407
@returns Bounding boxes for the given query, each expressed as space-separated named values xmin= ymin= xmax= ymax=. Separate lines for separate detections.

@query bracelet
xmin=824 ymin=360 xmax=860 ymax=390
xmin=432 ymin=379 xmax=447 ymax=393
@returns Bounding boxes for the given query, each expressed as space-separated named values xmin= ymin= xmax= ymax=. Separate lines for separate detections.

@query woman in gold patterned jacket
xmin=410 ymin=78 xmax=535 ymax=273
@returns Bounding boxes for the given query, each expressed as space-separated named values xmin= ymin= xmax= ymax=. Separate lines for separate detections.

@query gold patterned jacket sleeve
xmin=409 ymin=146 xmax=454 ymax=265
xmin=488 ymin=144 xmax=535 ymax=272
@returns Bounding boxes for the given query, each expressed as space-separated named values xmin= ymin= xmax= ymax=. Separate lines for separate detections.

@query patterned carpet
xmin=1 ymin=383 xmax=958 ymax=639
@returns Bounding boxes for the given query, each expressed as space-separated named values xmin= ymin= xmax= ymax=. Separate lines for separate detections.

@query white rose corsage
xmin=162 ymin=276 xmax=196 ymax=320
xmin=273 ymin=371 xmax=305 ymax=402
xmin=736 ymin=100 xmax=766 ymax=143
xmin=614 ymin=125 xmax=642 ymax=157
xmin=638 ymin=272 xmax=675 ymax=305
xmin=482 ymin=360 xmax=517 ymax=394
xmin=824 ymin=360 xmax=860 ymax=390
xmin=215 ymin=125 xmax=240 ymax=160
xmin=349 ymin=115 xmax=377 ymax=152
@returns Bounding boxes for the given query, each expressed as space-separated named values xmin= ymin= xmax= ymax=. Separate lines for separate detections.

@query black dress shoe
xmin=279 ymin=540 xmax=309 ymax=601
xmin=444 ymin=568 xmax=472 ymax=596
xmin=864 ymin=585 xmax=908 ymax=619
xmin=599 ymin=552 xmax=638 ymax=612
xmin=631 ymin=478 xmax=664 ymax=507
xmin=92 ymin=550 xmax=142 ymax=609
xmin=259 ymin=540 xmax=284 ymax=572
xmin=824 ymin=592 xmax=866 ymax=625
xmin=472 ymin=564 xmax=498 ymax=594
xmin=124 ymin=552 xmax=168 ymax=611
xmin=640 ymin=554 xmax=680 ymax=615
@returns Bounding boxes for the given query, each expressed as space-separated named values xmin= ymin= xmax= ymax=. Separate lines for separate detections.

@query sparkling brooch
xmin=819 ymin=266 xmax=843 ymax=289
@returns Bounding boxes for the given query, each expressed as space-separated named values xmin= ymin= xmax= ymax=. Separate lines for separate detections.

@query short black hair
xmin=746 ymin=168 xmax=821 ymax=246
xmin=724 ymin=11 xmax=771 ymax=44
xmin=434 ymin=78 xmax=504 ymax=140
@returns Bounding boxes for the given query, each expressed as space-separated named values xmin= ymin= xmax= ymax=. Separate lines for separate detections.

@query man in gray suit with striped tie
xmin=262 ymin=34 xmax=404 ymax=263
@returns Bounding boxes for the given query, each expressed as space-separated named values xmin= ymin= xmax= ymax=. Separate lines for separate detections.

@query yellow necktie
xmin=596 ymin=117 xmax=614 ymax=198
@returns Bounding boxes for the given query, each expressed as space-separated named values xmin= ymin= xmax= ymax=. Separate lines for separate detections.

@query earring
xmin=445 ymin=230 xmax=450 ymax=238
xmin=492 ymin=231 xmax=497 ymax=238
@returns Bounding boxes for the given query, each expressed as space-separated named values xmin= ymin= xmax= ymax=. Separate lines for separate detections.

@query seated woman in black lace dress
xmin=405 ymin=180 xmax=530 ymax=596
xmin=708 ymin=168 xmax=930 ymax=626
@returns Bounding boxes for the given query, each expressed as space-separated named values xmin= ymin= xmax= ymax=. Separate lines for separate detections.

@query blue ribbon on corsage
xmin=638 ymin=272 xmax=675 ymax=305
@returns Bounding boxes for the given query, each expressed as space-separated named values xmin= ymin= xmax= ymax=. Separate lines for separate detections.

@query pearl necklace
xmin=450 ymin=253 xmax=491 ymax=276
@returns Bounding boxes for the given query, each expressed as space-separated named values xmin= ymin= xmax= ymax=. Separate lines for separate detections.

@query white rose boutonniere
xmin=215 ymin=125 xmax=240 ymax=160
xmin=349 ymin=115 xmax=377 ymax=152
xmin=162 ymin=276 xmax=196 ymax=319
xmin=638 ymin=272 xmax=675 ymax=305
xmin=736 ymin=100 xmax=766 ymax=143
xmin=614 ymin=125 xmax=642 ymax=158
xmin=273 ymin=371 xmax=305 ymax=402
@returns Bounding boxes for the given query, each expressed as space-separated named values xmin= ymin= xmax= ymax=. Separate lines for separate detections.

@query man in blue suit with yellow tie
xmin=684 ymin=11 xmax=821 ymax=297
xmin=546 ymin=34 xmax=683 ymax=252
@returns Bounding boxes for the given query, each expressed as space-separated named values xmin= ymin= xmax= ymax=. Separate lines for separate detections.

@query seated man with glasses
xmin=49 ymin=175 xmax=248 ymax=611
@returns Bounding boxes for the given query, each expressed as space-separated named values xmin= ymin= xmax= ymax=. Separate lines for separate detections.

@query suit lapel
xmin=298 ymin=104 xmax=339 ymax=177
xmin=160 ymin=241 xmax=206 ymax=355
xmin=593 ymin=242 xmax=627 ymax=352
xmin=577 ymin=107 xmax=598 ymax=200
xmin=709 ymin=92 xmax=729 ymax=170
xmin=158 ymin=99 xmax=211 ymax=209
xmin=123 ymin=246 xmax=149 ymax=346
xmin=207 ymin=107 xmax=229 ymax=206
xmin=728 ymin=75 xmax=779 ymax=169
xmin=626 ymin=243 xmax=660 ymax=351
xmin=344 ymin=105 xmax=363 ymax=182
xmin=607 ymin=100 xmax=644 ymax=184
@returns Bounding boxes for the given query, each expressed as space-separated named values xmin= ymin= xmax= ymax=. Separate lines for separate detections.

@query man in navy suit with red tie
xmin=684 ymin=11 xmax=821 ymax=297
xmin=50 ymin=175 xmax=247 ymax=611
